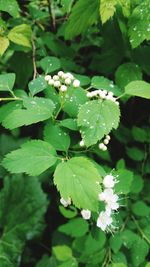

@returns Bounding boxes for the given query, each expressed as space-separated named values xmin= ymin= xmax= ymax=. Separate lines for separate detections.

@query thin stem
xmin=131 ymin=215 xmax=150 ymax=245
xmin=0 ymin=97 xmax=21 ymax=101
xmin=31 ymin=36 xmax=37 ymax=80
xmin=116 ymin=93 xmax=126 ymax=100
xmin=47 ymin=0 xmax=56 ymax=31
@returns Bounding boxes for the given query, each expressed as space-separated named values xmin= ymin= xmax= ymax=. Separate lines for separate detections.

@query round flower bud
xmin=103 ymin=138 xmax=109 ymax=145
xmin=79 ymin=140 xmax=85 ymax=147
xmin=98 ymin=143 xmax=105 ymax=150
xmin=73 ymin=79 xmax=80 ymax=88
xmin=60 ymin=197 xmax=71 ymax=207
xmin=103 ymin=175 xmax=116 ymax=188
xmin=58 ymin=71 xmax=64 ymax=77
xmin=99 ymin=91 xmax=107 ymax=99
xmin=45 ymin=75 xmax=51 ymax=81
xmin=66 ymin=73 xmax=74 ymax=80
xmin=60 ymin=85 xmax=67 ymax=92
xmin=102 ymin=145 xmax=107 ymax=151
xmin=108 ymin=91 xmax=114 ymax=97
xmin=54 ymin=81 xmax=61 ymax=88
xmin=65 ymin=78 xmax=71 ymax=85
xmin=53 ymin=75 xmax=59 ymax=81
xmin=106 ymin=135 xmax=110 ymax=141
xmin=48 ymin=79 xmax=54 ymax=85
xmin=87 ymin=92 xmax=92 ymax=98
xmin=81 ymin=209 xmax=91 ymax=220
xmin=115 ymin=101 xmax=119 ymax=105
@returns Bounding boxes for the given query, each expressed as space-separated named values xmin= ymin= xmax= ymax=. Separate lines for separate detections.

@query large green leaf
xmin=125 ymin=80 xmax=150 ymax=99
xmin=8 ymin=24 xmax=32 ymax=48
xmin=44 ymin=122 xmax=70 ymax=152
xmin=77 ymin=99 xmax=120 ymax=147
xmin=131 ymin=237 xmax=149 ymax=266
xmin=28 ymin=76 xmax=47 ymax=96
xmin=0 ymin=101 xmax=22 ymax=123
xmin=65 ymin=0 xmax=99 ymax=39
xmin=0 ymin=0 xmax=20 ymax=17
xmin=0 ymin=175 xmax=48 ymax=267
xmin=58 ymin=218 xmax=89 ymax=238
xmin=2 ymin=97 xmax=55 ymax=129
xmin=100 ymin=0 xmax=117 ymax=24
xmin=54 ymin=157 xmax=101 ymax=211
xmin=2 ymin=140 xmax=57 ymax=176
xmin=40 ymin=56 xmax=61 ymax=73
xmin=128 ymin=0 xmax=150 ymax=48
xmin=0 ymin=73 xmax=15 ymax=92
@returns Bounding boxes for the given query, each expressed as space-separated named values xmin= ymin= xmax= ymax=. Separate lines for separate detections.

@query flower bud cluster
xmin=98 ymin=135 xmax=110 ymax=151
xmin=45 ymin=71 xmax=80 ymax=92
xmin=97 ymin=174 xmax=119 ymax=231
xmin=87 ymin=90 xmax=119 ymax=105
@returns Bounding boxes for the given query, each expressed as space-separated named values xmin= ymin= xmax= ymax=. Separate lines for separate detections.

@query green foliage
xmin=0 ymin=36 xmax=9 ymax=56
xmin=58 ymin=218 xmax=89 ymax=238
xmin=28 ymin=76 xmax=47 ymax=96
xmin=100 ymin=0 xmax=117 ymax=24
xmin=8 ymin=24 xmax=32 ymax=48
xmin=0 ymin=73 xmax=15 ymax=92
xmin=0 ymin=0 xmax=20 ymax=17
xmin=125 ymin=80 xmax=150 ymax=99
xmin=40 ymin=56 xmax=61 ymax=73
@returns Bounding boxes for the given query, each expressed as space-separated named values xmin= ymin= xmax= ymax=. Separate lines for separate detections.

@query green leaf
xmin=60 ymin=119 xmax=78 ymax=131
xmin=2 ymin=97 xmax=55 ymax=129
xmin=44 ymin=122 xmax=70 ymax=151
xmin=131 ymin=237 xmax=149 ymax=266
xmin=2 ymin=140 xmax=57 ymax=176
xmin=126 ymin=147 xmax=145 ymax=161
xmin=0 ymin=36 xmax=9 ymax=56
xmin=128 ymin=0 xmax=150 ymax=48
xmin=132 ymin=126 xmax=148 ymax=142
xmin=8 ymin=24 xmax=32 ymax=48
xmin=0 ymin=175 xmax=48 ymax=266
xmin=109 ymin=233 xmax=122 ymax=253
xmin=40 ymin=56 xmax=61 ymax=73
xmin=111 ymin=264 xmax=127 ymax=267
xmin=0 ymin=0 xmax=20 ymax=17
xmin=0 ymin=73 xmax=15 ymax=92
xmin=132 ymin=201 xmax=150 ymax=217
xmin=0 ymin=101 xmax=22 ymax=123
xmin=77 ymin=99 xmax=120 ymax=147
xmin=63 ymin=87 xmax=88 ymax=117
xmin=28 ymin=76 xmax=47 ymax=96
xmin=54 ymin=157 xmax=101 ymax=211
xmin=59 ymin=205 xmax=77 ymax=219
xmin=58 ymin=218 xmax=89 ymax=238
xmin=120 ymin=230 xmax=137 ymax=249
xmin=114 ymin=169 xmax=133 ymax=194
xmin=36 ymin=255 xmax=57 ymax=267
xmin=65 ymin=0 xmax=99 ymax=39
xmin=53 ymin=245 xmax=72 ymax=262
xmin=130 ymin=174 xmax=144 ymax=194
xmin=125 ymin=80 xmax=150 ymax=99
xmin=91 ymin=76 xmax=121 ymax=96
xmin=115 ymin=63 xmax=142 ymax=89
xmin=100 ymin=0 xmax=117 ymax=24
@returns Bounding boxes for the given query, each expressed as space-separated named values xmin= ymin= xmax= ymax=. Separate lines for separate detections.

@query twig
xmin=131 ymin=215 xmax=150 ymax=245
xmin=47 ymin=0 xmax=56 ymax=31
xmin=31 ymin=36 xmax=37 ymax=80
xmin=0 ymin=97 xmax=21 ymax=101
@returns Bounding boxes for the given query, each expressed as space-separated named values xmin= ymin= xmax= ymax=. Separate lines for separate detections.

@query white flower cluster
xmin=98 ymin=134 xmax=110 ymax=151
xmin=45 ymin=71 xmax=80 ymax=92
xmin=87 ymin=90 xmax=119 ymax=105
xmin=97 ymin=174 xmax=119 ymax=231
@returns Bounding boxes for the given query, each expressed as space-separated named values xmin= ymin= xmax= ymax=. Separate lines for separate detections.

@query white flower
xmin=54 ymin=81 xmax=61 ymax=88
xmin=53 ymin=75 xmax=59 ymax=81
xmin=48 ymin=79 xmax=54 ymax=85
xmin=73 ymin=79 xmax=80 ymax=87
xmin=106 ymin=202 xmax=119 ymax=211
xmin=99 ymin=91 xmax=107 ymax=99
xmin=65 ymin=78 xmax=71 ymax=85
xmin=97 ymin=211 xmax=113 ymax=231
xmin=60 ymin=85 xmax=67 ymax=92
xmin=60 ymin=197 xmax=71 ymax=207
xmin=108 ymin=91 xmax=114 ymax=97
xmin=102 ymin=188 xmax=118 ymax=203
xmin=90 ymin=90 xmax=99 ymax=97
xmin=81 ymin=209 xmax=91 ymax=220
xmin=45 ymin=75 xmax=51 ymax=81
xmin=79 ymin=140 xmax=85 ymax=147
xmin=103 ymin=174 xmax=116 ymax=188
xmin=58 ymin=71 xmax=64 ymax=77
xmin=66 ymin=73 xmax=74 ymax=80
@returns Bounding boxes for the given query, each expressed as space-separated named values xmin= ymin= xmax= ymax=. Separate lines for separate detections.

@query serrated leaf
xmin=40 ymin=56 xmax=61 ymax=73
xmin=54 ymin=157 xmax=101 ymax=211
xmin=65 ymin=0 xmax=99 ymax=39
xmin=125 ymin=80 xmax=150 ymax=99
xmin=44 ymin=122 xmax=70 ymax=151
xmin=58 ymin=218 xmax=89 ymax=237
xmin=0 ymin=175 xmax=48 ymax=266
xmin=2 ymin=97 xmax=55 ymax=129
xmin=0 ymin=0 xmax=20 ymax=17
xmin=28 ymin=76 xmax=47 ymax=96
xmin=91 ymin=76 xmax=121 ymax=96
xmin=8 ymin=24 xmax=32 ymax=48
xmin=2 ymin=140 xmax=57 ymax=176
xmin=0 ymin=36 xmax=9 ymax=56
xmin=0 ymin=73 xmax=15 ymax=92
xmin=115 ymin=63 xmax=142 ymax=89
xmin=77 ymin=99 xmax=120 ymax=147
xmin=100 ymin=0 xmax=117 ymax=24
xmin=128 ymin=0 xmax=150 ymax=48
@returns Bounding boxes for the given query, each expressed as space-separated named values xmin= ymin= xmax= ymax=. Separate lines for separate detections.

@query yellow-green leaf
xmin=100 ymin=0 xmax=117 ymax=24
xmin=0 ymin=36 xmax=9 ymax=56
xmin=8 ymin=24 xmax=32 ymax=48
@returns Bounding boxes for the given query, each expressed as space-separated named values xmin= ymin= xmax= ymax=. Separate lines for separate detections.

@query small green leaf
xmin=54 ymin=157 xmax=101 ymax=211
xmin=40 ymin=56 xmax=61 ymax=73
xmin=91 ymin=76 xmax=121 ymax=96
xmin=8 ymin=24 xmax=32 ymax=48
xmin=111 ymin=264 xmax=127 ymax=267
xmin=126 ymin=147 xmax=145 ymax=161
xmin=115 ymin=63 xmax=142 ymax=89
xmin=2 ymin=140 xmax=57 ymax=176
xmin=132 ymin=126 xmax=148 ymax=142
xmin=0 ymin=73 xmax=15 ymax=92
xmin=58 ymin=218 xmax=89 ymax=237
xmin=44 ymin=122 xmax=70 ymax=151
xmin=59 ymin=205 xmax=77 ymax=219
xmin=0 ymin=101 xmax=22 ymax=123
xmin=0 ymin=0 xmax=20 ymax=17
xmin=131 ymin=237 xmax=149 ymax=266
xmin=132 ymin=201 xmax=150 ymax=217
xmin=125 ymin=80 xmax=150 ymax=99
xmin=130 ymin=174 xmax=144 ymax=194
xmin=77 ymin=99 xmax=120 ymax=147
xmin=100 ymin=0 xmax=117 ymax=24
xmin=114 ymin=169 xmax=133 ymax=194
xmin=28 ymin=76 xmax=47 ymax=96
xmin=53 ymin=245 xmax=72 ymax=262
xmin=0 ymin=36 xmax=9 ymax=56
xmin=60 ymin=118 xmax=78 ymax=131
xmin=109 ymin=233 xmax=122 ymax=253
